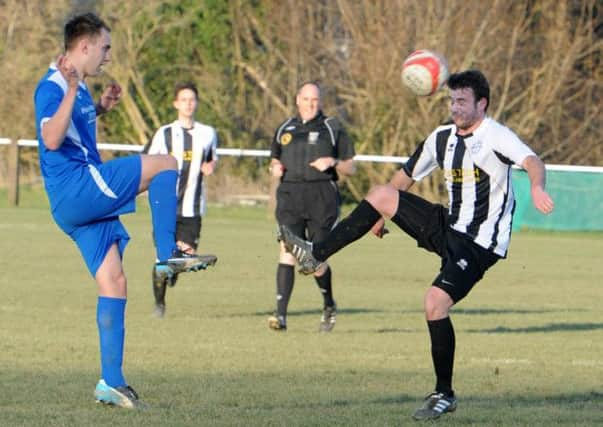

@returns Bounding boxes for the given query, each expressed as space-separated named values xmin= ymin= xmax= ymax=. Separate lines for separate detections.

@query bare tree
xmin=233 ymin=0 xmax=601 ymax=200
xmin=0 ymin=0 xmax=600 ymax=196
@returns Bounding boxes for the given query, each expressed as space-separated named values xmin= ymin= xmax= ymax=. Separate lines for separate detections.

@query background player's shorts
xmin=175 ymin=216 xmax=202 ymax=250
xmin=392 ymin=191 xmax=499 ymax=303
xmin=50 ymin=155 xmax=142 ymax=277
xmin=276 ymin=181 xmax=340 ymax=242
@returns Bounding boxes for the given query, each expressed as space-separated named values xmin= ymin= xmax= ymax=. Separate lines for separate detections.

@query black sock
xmin=276 ymin=263 xmax=295 ymax=318
xmin=314 ymin=266 xmax=335 ymax=307
xmin=313 ymin=200 xmax=382 ymax=261
xmin=427 ymin=317 xmax=455 ymax=396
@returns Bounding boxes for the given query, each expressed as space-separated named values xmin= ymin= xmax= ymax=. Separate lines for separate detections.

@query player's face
xmin=296 ymin=84 xmax=321 ymax=122
xmin=449 ymin=87 xmax=485 ymax=134
xmin=85 ymin=28 xmax=112 ymax=77
xmin=173 ymin=89 xmax=198 ymax=119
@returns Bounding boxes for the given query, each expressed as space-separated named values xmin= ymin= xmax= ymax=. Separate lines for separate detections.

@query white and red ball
xmin=401 ymin=50 xmax=449 ymax=96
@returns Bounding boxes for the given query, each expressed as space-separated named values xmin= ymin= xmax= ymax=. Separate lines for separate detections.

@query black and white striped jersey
xmin=145 ymin=120 xmax=218 ymax=218
xmin=403 ymin=117 xmax=535 ymax=257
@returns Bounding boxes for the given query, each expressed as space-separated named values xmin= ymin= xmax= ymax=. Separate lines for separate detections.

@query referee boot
xmin=278 ymin=225 xmax=323 ymax=275
xmin=412 ymin=391 xmax=457 ymax=420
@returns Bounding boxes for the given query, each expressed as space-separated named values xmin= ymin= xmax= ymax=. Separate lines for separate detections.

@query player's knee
xmin=366 ymin=185 xmax=396 ymax=213
xmin=424 ymin=287 xmax=453 ymax=320
xmin=108 ymin=271 xmax=127 ymax=295
xmin=164 ymin=154 xmax=177 ymax=169
xmin=150 ymin=153 xmax=177 ymax=171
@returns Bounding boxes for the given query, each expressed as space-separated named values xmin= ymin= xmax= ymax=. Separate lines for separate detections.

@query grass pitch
xmin=0 ymin=197 xmax=601 ymax=426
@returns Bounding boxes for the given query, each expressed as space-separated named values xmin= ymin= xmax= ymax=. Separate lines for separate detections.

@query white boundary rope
xmin=2 ymin=138 xmax=603 ymax=173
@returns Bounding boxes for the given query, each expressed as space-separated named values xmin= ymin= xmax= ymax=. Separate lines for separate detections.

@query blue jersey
xmin=33 ymin=65 xmax=142 ymax=276
xmin=34 ymin=65 xmax=103 ymax=206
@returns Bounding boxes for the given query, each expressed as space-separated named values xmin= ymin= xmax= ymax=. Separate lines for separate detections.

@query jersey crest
xmin=280 ymin=132 xmax=292 ymax=145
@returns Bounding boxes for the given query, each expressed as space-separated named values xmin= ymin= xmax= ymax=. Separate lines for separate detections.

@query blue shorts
xmin=50 ymin=155 xmax=142 ymax=277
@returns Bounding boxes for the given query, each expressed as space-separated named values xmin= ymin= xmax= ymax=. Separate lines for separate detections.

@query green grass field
xmin=1 ymin=195 xmax=602 ymax=426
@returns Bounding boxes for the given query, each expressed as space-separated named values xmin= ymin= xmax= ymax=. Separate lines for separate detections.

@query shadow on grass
xmin=251 ymin=307 xmax=386 ymax=318
xmin=452 ymin=307 xmax=587 ymax=316
xmin=468 ymin=322 xmax=603 ymax=333
xmin=242 ymin=307 xmax=585 ymax=320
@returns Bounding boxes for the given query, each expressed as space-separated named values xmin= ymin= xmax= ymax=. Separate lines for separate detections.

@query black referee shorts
xmin=276 ymin=181 xmax=340 ymax=243
xmin=392 ymin=191 xmax=500 ymax=303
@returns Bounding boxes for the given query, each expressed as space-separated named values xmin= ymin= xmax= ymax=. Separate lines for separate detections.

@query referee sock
xmin=314 ymin=266 xmax=335 ymax=307
xmin=276 ymin=264 xmax=294 ymax=319
xmin=427 ymin=317 xmax=455 ymax=397
xmin=313 ymin=200 xmax=382 ymax=261
xmin=148 ymin=170 xmax=178 ymax=262
xmin=97 ymin=296 xmax=127 ymax=388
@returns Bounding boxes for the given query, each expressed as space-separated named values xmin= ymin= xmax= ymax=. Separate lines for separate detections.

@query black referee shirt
xmin=270 ymin=111 xmax=355 ymax=182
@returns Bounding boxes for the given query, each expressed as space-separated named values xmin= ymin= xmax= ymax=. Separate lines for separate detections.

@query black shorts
xmin=392 ymin=191 xmax=500 ymax=303
xmin=276 ymin=181 xmax=340 ymax=242
xmin=175 ymin=216 xmax=202 ymax=250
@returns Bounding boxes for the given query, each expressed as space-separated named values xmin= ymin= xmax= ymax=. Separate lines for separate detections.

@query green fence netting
xmin=512 ymin=169 xmax=603 ymax=231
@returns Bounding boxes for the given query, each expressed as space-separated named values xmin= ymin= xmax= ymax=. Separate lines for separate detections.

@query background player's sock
xmin=313 ymin=200 xmax=382 ymax=261
xmin=276 ymin=263 xmax=294 ymax=321
xmin=428 ymin=317 xmax=455 ymax=396
xmin=314 ymin=266 xmax=335 ymax=307
xmin=148 ymin=170 xmax=178 ymax=262
xmin=97 ymin=296 xmax=127 ymax=388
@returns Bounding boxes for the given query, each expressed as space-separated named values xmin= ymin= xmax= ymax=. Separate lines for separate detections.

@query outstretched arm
xmin=522 ymin=155 xmax=554 ymax=214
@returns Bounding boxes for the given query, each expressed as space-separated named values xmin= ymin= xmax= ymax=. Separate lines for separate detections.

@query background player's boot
xmin=267 ymin=313 xmax=287 ymax=331
xmin=153 ymin=303 xmax=166 ymax=318
xmin=412 ymin=391 xmax=457 ymax=420
xmin=152 ymin=265 xmax=168 ymax=318
xmin=319 ymin=304 xmax=337 ymax=332
xmin=94 ymin=379 xmax=148 ymax=410
xmin=278 ymin=225 xmax=323 ymax=274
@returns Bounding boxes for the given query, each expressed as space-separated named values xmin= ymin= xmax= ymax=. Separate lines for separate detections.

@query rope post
xmin=7 ymin=139 xmax=20 ymax=206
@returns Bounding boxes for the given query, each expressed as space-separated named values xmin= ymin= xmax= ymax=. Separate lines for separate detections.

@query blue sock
xmin=97 ymin=296 xmax=127 ymax=388
xmin=148 ymin=170 xmax=178 ymax=262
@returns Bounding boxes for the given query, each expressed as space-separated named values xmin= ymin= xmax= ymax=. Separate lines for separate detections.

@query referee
xmin=144 ymin=82 xmax=218 ymax=318
xmin=268 ymin=81 xmax=356 ymax=332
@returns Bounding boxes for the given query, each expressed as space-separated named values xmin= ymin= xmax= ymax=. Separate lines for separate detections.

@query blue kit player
xmin=34 ymin=13 xmax=216 ymax=409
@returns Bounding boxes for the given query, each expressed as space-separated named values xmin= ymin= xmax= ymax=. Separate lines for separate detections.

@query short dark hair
xmin=64 ymin=13 xmax=110 ymax=51
xmin=174 ymin=82 xmax=199 ymax=99
xmin=447 ymin=70 xmax=490 ymax=111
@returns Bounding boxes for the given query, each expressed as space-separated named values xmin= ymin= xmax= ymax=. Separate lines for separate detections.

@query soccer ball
xmin=401 ymin=50 xmax=449 ymax=96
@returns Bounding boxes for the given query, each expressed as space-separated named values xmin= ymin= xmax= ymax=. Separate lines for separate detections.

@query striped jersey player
xmin=403 ymin=116 xmax=536 ymax=257
xmin=143 ymin=82 xmax=218 ymax=318
xmin=279 ymin=70 xmax=554 ymax=421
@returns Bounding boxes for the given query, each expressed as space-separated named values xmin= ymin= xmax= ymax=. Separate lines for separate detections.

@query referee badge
xmin=308 ymin=132 xmax=319 ymax=144
xmin=281 ymin=133 xmax=292 ymax=145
